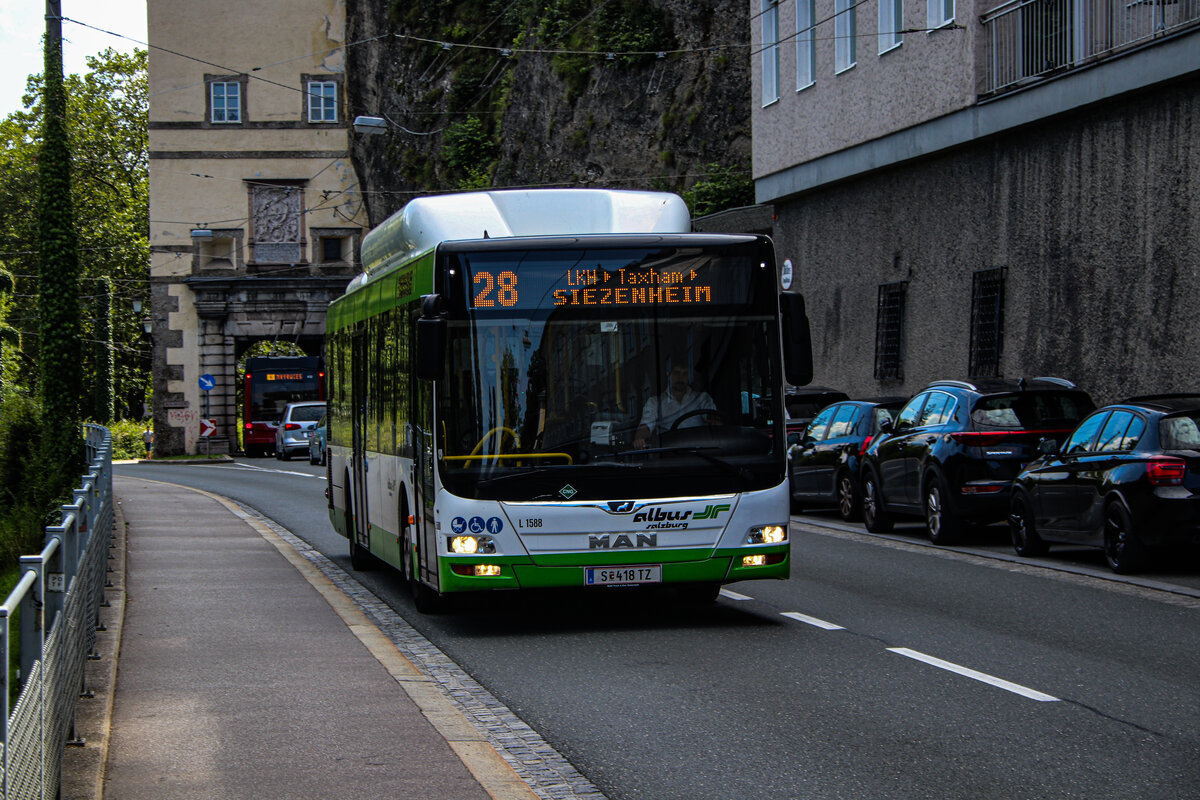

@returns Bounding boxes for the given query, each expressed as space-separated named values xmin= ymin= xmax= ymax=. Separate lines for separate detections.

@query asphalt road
xmin=116 ymin=458 xmax=1200 ymax=800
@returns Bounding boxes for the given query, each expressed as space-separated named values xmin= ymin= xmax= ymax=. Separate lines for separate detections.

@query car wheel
xmin=862 ymin=470 xmax=893 ymax=532
xmin=1103 ymin=500 xmax=1145 ymax=574
xmin=836 ymin=471 xmax=862 ymax=522
xmin=1009 ymin=494 xmax=1048 ymax=557
xmin=280 ymin=448 xmax=291 ymax=461
xmin=924 ymin=474 xmax=962 ymax=545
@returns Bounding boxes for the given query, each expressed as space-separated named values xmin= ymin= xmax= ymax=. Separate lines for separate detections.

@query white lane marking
xmin=216 ymin=463 xmax=325 ymax=480
xmin=888 ymin=647 xmax=1060 ymax=702
xmin=781 ymin=611 xmax=845 ymax=630
xmin=719 ymin=589 xmax=752 ymax=601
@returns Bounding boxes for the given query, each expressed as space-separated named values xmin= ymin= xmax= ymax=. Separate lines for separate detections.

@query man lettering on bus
xmin=633 ymin=363 xmax=718 ymax=449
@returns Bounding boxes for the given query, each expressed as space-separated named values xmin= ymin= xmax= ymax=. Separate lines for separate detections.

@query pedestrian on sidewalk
xmin=142 ymin=425 xmax=154 ymax=459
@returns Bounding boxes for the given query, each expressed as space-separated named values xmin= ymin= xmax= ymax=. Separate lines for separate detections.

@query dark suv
xmin=860 ymin=378 xmax=1095 ymax=543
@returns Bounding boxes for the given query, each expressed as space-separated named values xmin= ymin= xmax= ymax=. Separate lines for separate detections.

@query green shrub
xmin=107 ymin=418 xmax=149 ymax=460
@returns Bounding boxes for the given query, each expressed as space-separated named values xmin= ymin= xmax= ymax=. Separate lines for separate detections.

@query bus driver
xmin=633 ymin=363 xmax=718 ymax=449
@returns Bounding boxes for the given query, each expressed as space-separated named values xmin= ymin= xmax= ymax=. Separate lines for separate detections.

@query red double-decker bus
xmin=242 ymin=356 xmax=325 ymax=457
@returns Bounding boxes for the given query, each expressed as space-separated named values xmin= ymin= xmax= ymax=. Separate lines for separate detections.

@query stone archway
xmin=152 ymin=274 xmax=351 ymax=456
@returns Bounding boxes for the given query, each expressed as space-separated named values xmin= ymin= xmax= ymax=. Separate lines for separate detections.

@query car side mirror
xmin=1037 ymin=438 xmax=1059 ymax=455
xmin=878 ymin=419 xmax=894 ymax=435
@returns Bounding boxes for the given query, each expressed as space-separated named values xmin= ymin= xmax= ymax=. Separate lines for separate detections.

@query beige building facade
xmin=148 ymin=0 xmax=368 ymax=455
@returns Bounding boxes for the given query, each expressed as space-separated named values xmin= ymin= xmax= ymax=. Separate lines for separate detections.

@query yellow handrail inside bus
xmin=469 ymin=426 xmax=521 ymax=456
xmin=444 ymin=452 xmax=574 ymax=467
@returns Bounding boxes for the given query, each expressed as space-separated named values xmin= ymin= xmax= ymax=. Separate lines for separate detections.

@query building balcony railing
xmin=982 ymin=0 xmax=1200 ymax=95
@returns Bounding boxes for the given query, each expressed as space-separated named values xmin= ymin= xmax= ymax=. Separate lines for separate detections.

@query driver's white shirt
xmin=640 ymin=389 xmax=716 ymax=433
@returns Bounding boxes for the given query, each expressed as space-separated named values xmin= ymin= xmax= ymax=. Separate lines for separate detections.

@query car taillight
xmin=284 ymin=423 xmax=301 ymax=430
xmin=244 ymin=422 xmax=252 ymax=430
xmin=1147 ymin=458 xmax=1187 ymax=486
xmin=950 ymin=428 xmax=1073 ymax=446
xmin=859 ymin=435 xmax=874 ymax=454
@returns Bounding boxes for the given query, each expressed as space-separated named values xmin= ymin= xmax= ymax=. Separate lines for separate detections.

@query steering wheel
xmin=669 ymin=408 xmax=724 ymax=431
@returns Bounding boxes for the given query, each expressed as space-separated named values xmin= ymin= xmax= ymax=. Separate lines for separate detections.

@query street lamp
xmin=190 ymin=229 xmax=214 ymax=240
xmin=353 ymin=115 xmax=387 ymax=135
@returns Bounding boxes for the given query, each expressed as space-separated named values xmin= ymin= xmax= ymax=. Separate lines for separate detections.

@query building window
xmin=879 ymin=0 xmax=904 ymax=53
xmin=310 ymin=227 xmax=360 ymax=268
xmin=969 ymin=268 xmax=1005 ymax=378
xmin=762 ymin=0 xmax=780 ymax=105
xmin=307 ymin=80 xmax=338 ymax=123
xmin=927 ymin=0 xmax=954 ymax=29
xmin=834 ymin=0 xmax=857 ymax=73
xmin=209 ymin=80 xmax=242 ymax=123
xmin=193 ymin=229 xmax=244 ymax=271
xmin=796 ymin=0 xmax=816 ymax=90
xmin=874 ymin=281 xmax=907 ymax=381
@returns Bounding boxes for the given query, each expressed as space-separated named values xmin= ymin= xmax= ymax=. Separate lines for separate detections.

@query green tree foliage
xmin=0 ymin=48 xmax=150 ymax=422
xmin=38 ymin=13 xmax=85 ymax=495
xmin=0 ymin=395 xmax=45 ymax=562
xmin=683 ymin=162 xmax=756 ymax=218
xmin=443 ymin=116 xmax=498 ymax=188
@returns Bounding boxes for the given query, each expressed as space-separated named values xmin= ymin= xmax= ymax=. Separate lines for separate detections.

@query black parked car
xmin=861 ymin=378 xmax=1095 ymax=543
xmin=1009 ymin=394 xmax=1200 ymax=574
xmin=784 ymin=386 xmax=851 ymax=433
xmin=789 ymin=398 xmax=905 ymax=520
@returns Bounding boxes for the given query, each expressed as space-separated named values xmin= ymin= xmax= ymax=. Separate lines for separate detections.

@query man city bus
xmin=324 ymin=189 xmax=811 ymax=611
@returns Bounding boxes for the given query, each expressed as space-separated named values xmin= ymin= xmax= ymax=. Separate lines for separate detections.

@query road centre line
xmin=888 ymin=647 xmax=1060 ymax=702
xmin=781 ymin=611 xmax=846 ymax=630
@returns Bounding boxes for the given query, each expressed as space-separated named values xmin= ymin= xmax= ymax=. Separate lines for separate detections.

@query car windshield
xmin=1160 ymin=413 xmax=1200 ymax=450
xmin=970 ymin=392 xmax=1094 ymax=430
xmin=290 ymin=405 xmax=325 ymax=423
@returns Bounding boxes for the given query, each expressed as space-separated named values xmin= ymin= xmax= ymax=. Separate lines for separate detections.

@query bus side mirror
xmin=415 ymin=294 xmax=446 ymax=382
xmin=780 ymin=292 xmax=813 ymax=387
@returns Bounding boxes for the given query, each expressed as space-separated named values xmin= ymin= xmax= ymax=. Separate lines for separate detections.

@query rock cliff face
xmin=345 ymin=0 xmax=752 ymax=226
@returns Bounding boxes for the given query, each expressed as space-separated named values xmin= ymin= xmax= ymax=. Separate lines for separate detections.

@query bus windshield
xmin=436 ymin=241 xmax=784 ymax=501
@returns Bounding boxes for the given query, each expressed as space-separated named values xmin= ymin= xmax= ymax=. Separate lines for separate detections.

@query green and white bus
xmin=325 ymin=189 xmax=812 ymax=611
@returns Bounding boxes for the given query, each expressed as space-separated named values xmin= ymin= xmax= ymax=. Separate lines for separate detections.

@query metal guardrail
xmin=982 ymin=0 xmax=1200 ymax=95
xmin=0 ymin=425 xmax=113 ymax=799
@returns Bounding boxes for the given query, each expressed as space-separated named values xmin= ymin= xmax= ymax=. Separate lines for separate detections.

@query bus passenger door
xmin=412 ymin=377 xmax=438 ymax=589
xmin=351 ymin=330 xmax=370 ymax=553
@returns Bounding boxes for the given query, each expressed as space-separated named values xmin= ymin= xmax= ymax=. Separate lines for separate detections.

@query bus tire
xmin=411 ymin=575 xmax=444 ymax=614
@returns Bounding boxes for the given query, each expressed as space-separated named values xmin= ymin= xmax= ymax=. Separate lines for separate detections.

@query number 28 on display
xmin=473 ymin=271 xmax=518 ymax=308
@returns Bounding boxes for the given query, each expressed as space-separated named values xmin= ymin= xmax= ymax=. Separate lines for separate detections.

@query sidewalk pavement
xmin=62 ymin=475 xmax=540 ymax=800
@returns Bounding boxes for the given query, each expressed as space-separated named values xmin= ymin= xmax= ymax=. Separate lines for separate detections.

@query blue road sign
xmin=199 ymin=374 xmax=215 ymax=392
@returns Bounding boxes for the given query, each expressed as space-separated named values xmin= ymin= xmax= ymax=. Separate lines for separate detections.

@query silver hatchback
xmin=274 ymin=401 xmax=326 ymax=461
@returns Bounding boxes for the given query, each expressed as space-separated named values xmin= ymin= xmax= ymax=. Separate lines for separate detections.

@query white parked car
xmin=274 ymin=401 xmax=326 ymax=461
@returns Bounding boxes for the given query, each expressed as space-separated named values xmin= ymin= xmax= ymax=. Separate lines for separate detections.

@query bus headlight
xmin=746 ymin=525 xmax=787 ymax=545
xmin=449 ymin=535 xmax=496 ymax=554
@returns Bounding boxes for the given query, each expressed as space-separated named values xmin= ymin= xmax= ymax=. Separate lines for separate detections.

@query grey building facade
xmin=752 ymin=0 xmax=1200 ymax=404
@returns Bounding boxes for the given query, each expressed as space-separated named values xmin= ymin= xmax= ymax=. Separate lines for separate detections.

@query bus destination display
xmin=469 ymin=265 xmax=720 ymax=311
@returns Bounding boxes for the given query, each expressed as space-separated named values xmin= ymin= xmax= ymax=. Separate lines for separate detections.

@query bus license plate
xmin=585 ymin=565 xmax=661 ymax=586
